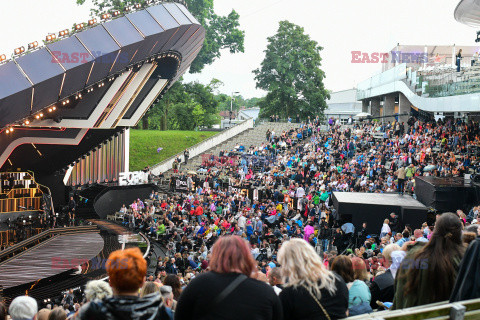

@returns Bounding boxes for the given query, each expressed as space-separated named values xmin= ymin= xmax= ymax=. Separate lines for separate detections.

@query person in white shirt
xmin=380 ymin=218 xmax=391 ymax=238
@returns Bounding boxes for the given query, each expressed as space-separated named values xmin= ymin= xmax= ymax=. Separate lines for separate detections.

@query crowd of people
xmin=4 ymin=115 xmax=480 ymax=319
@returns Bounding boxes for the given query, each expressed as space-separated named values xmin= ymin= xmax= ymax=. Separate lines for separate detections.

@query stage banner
xmin=119 ymin=171 xmax=148 ymax=186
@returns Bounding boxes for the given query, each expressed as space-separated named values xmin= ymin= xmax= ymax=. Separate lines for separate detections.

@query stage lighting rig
xmin=14 ymin=46 xmax=25 ymax=55
xmin=75 ymin=23 xmax=85 ymax=31
xmin=59 ymin=29 xmax=69 ymax=37
xmin=28 ymin=41 xmax=39 ymax=50
xmin=45 ymin=33 xmax=57 ymax=42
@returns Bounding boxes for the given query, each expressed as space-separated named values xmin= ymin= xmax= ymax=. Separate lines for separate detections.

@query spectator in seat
xmin=369 ymin=244 xmax=400 ymax=309
xmin=84 ymin=280 xmax=113 ymax=302
xmin=8 ymin=296 xmax=37 ymax=320
xmin=278 ymin=238 xmax=348 ymax=320
xmin=0 ymin=302 xmax=6 ymax=320
xmin=175 ymin=235 xmax=282 ymax=320
xmin=392 ymin=212 xmax=464 ymax=309
xmin=48 ymin=307 xmax=67 ymax=320
xmin=78 ymin=247 xmax=169 ymax=320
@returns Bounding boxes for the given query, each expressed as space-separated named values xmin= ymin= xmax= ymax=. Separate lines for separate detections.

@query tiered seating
xmin=0 ymin=172 xmax=43 ymax=213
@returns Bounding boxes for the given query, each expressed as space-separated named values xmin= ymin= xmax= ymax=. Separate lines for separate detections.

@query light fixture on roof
xmin=75 ymin=93 xmax=82 ymax=100
xmin=62 ymin=99 xmax=70 ymax=106
xmin=101 ymin=13 xmax=111 ymax=20
xmin=28 ymin=41 xmax=39 ymax=50
xmin=134 ymin=3 xmax=141 ymax=9
xmin=112 ymin=10 xmax=121 ymax=17
xmin=75 ymin=23 xmax=85 ymax=31
xmin=24 ymin=120 xmax=30 ymax=125
xmin=14 ymin=46 xmax=25 ymax=55
xmin=0 ymin=54 xmax=6 ymax=62
xmin=88 ymin=18 xmax=97 ymax=26
xmin=59 ymin=29 xmax=69 ymax=37
xmin=46 ymin=33 xmax=57 ymax=42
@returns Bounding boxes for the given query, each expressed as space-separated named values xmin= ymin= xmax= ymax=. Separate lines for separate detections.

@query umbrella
xmin=187 ymin=170 xmax=197 ymax=175
xmin=354 ymin=112 xmax=372 ymax=119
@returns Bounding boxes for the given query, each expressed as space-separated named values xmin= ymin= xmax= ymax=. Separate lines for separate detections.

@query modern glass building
xmin=357 ymin=44 xmax=480 ymax=123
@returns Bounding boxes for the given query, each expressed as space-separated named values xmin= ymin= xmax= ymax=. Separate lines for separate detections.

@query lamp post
xmin=230 ymin=91 xmax=240 ymax=113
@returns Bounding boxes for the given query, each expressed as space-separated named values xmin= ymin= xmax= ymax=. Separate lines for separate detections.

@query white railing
xmin=151 ymin=118 xmax=254 ymax=174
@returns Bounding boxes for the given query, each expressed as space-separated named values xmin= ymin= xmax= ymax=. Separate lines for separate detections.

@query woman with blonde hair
xmin=140 ymin=281 xmax=159 ymax=297
xmin=278 ymin=238 xmax=348 ymax=320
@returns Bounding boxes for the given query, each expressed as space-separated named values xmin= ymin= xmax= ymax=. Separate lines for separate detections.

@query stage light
xmin=124 ymin=6 xmax=132 ymax=12
xmin=14 ymin=46 xmax=25 ymax=55
xmin=112 ymin=10 xmax=121 ymax=17
xmin=146 ymin=0 xmax=155 ymax=4
xmin=46 ymin=33 xmax=57 ymax=42
xmin=0 ymin=54 xmax=6 ymax=62
xmin=98 ymin=82 xmax=104 ymax=87
xmin=88 ymin=18 xmax=97 ymax=26
xmin=59 ymin=29 xmax=69 ymax=37
xmin=52 ymin=106 xmax=56 ymax=111
xmin=24 ymin=120 xmax=30 ymax=125
xmin=48 ymin=107 xmax=53 ymax=112
xmin=35 ymin=115 xmax=40 ymax=119
xmin=5 ymin=129 xmax=9 ymax=134
xmin=39 ymin=113 xmax=44 ymax=118
xmin=62 ymin=99 xmax=70 ymax=106
xmin=134 ymin=3 xmax=141 ymax=9
xmin=28 ymin=41 xmax=39 ymax=50
xmin=101 ymin=13 xmax=111 ymax=20
xmin=75 ymin=23 xmax=85 ymax=31
xmin=75 ymin=93 xmax=82 ymax=100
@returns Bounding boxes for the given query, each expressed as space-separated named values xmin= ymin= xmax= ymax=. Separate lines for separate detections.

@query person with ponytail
xmin=392 ymin=212 xmax=465 ymax=309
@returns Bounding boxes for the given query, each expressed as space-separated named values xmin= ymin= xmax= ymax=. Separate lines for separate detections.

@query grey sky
xmin=1 ymin=0 xmax=477 ymax=98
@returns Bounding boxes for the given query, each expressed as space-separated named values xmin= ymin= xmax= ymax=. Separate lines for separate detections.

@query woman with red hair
xmin=175 ymin=235 xmax=282 ymax=320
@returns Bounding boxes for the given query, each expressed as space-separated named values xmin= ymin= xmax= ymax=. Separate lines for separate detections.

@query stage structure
xmin=0 ymin=0 xmax=205 ymax=207
xmin=332 ymin=192 xmax=428 ymax=234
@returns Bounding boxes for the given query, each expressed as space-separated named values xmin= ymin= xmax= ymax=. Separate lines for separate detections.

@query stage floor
xmin=0 ymin=231 xmax=103 ymax=289
xmin=333 ymin=192 xmax=427 ymax=208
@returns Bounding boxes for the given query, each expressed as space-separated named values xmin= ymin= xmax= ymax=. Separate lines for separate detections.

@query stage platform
xmin=0 ymin=231 xmax=103 ymax=289
xmin=415 ymin=176 xmax=477 ymax=212
xmin=333 ymin=192 xmax=428 ymax=233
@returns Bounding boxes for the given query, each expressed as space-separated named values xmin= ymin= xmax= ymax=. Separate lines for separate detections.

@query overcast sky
xmin=0 ymin=0 xmax=477 ymax=98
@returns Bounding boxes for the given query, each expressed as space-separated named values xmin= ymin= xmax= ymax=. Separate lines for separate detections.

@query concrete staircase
xmin=162 ymin=122 xmax=301 ymax=178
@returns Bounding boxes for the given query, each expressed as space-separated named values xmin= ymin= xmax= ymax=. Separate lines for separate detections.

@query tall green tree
xmin=75 ymin=0 xmax=244 ymax=74
xmin=253 ymin=21 xmax=329 ymax=119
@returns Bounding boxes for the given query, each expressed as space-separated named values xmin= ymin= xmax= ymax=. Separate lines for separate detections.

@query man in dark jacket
xmin=78 ymin=248 xmax=169 ymax=320
xmin=369 ymin=244 xmax=397 ymax=309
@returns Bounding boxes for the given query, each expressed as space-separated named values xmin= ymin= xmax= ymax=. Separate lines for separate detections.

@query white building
xmin=325 ymin=89 xmax=362 ymax=124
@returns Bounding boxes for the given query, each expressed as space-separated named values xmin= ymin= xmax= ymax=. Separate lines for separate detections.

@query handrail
xmin=150 ymin=118 xmax=252 ymax=172
xmin=26 ymin=170 xmax=55 ymax=216
xmin=0 ymin=225 xmax=98 ymax=262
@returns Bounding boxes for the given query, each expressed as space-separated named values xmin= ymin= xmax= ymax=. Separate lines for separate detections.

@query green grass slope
xmin=129 ymin=130 xmax=217 ymax=171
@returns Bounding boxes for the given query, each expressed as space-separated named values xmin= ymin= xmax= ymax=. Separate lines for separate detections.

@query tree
xmin=253 ymin=21 xmax=330 ymax=120
xmin=75 ymin=0 xmax=245 ymax=74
